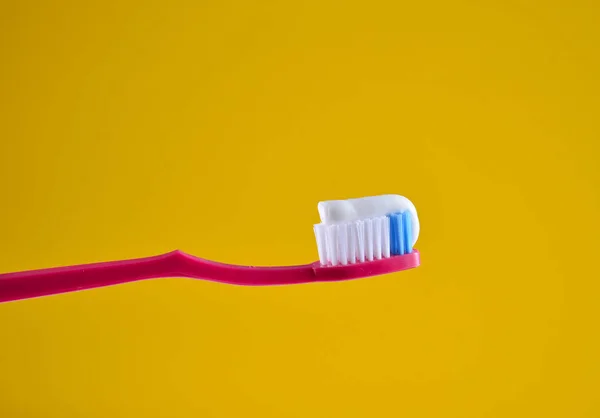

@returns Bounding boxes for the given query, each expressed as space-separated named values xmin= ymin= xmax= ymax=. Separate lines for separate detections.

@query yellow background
xmin=1 ymin=1 xmax=599 ymax=417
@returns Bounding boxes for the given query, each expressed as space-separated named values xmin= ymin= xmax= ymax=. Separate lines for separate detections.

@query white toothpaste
xmin=317 ymin=194 xmax=419 ymax=246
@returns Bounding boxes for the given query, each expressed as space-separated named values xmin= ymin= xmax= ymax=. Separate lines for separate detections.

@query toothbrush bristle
xmin=388 ymin=211 xmax=414 ymax=256
xmin=314 ymin=212 xmax=414 ymax=267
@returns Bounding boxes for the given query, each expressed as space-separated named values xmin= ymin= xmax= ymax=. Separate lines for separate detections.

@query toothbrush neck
xmin=166 ymin=250 xmax=317 ymax=286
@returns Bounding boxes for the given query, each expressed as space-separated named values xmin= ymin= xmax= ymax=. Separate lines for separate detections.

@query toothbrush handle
xmin=0 ymin=253 xmax=175 ymax=303
xmin=0 ymin=251 xmax=318 ymax=303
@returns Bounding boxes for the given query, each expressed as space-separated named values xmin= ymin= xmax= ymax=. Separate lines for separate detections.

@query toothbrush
xmin=0 ymin=194 xmax=420 ymax=303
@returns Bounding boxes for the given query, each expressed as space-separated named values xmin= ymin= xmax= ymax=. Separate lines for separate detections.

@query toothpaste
xmin=317 ymin=194 xmax=419 ymax=246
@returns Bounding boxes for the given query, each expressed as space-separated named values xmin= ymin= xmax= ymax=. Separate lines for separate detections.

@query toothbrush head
xmin=312 ymin=194 xmax=420 ymax=276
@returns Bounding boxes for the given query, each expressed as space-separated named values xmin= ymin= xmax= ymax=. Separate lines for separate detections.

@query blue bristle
xmin=403 ymin=211 xmax=413 ymax=254
xmin=387 ymin=211 xmax=413 ymax=256
xmin=388 ymin=213 xmax=397 ymax=255
xmin=397 ymin=212 xmax=405 ymax=254
xmin=386 ymin=214 xmax=392 ymax=254
xmin=392 ymin=213 xmax=398 ymax=255
xmin=388 ymin=212 xmax=404 ymax=255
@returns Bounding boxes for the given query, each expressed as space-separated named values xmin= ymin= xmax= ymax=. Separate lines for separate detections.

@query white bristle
xmin=365 ymin=219 xmax=374 ymax=261
xmin=382 ymin=216 xmax=391 ymax=258
xmin=357 ymin=220 xmax=365 ymax=263
xmin=348 ymin=223 xmax=357 ymax=264
xmin=313 ymin=224 xmax=328 ymax=266
xmin=373 ymin=217 xmax=382 ymax=260
xmin=338 ymin=224 xmax=348 ymax=265
xmin=326 ymin=225 xmax=339 ymax=266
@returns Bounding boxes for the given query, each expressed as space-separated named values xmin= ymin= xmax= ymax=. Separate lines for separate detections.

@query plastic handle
xmin=0 ymin=251 xmax=319 ymax=303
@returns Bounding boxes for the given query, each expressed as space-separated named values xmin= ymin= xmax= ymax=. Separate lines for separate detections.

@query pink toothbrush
xmin=0 ymin=194 xmax=421 ymax=303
